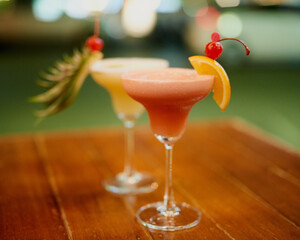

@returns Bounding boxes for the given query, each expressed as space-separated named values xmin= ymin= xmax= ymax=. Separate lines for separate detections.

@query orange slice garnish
xmin=189 ymin=55 xmax=230 ymax=112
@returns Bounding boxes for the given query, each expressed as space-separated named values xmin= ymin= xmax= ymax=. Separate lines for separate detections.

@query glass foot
xmin=136 ymin=202 xmax=201 ymax=231
xmin=103 ymin=172 xmax=158 ymax=194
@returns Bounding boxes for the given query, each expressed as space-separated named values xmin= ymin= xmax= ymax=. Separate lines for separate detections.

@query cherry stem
xmin=219 ymin=38 xmax=250 ymax=55
xmin=94 ymin=17 xmax=100 ymax=37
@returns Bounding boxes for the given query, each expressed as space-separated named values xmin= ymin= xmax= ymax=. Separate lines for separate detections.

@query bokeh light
xmin=195 ymin=7 xmax=220 ymax=31
xmin=216 ymin=0 xmax=240 ymax=8
xmin=122 ymin=0 xmax=157 ymax=38
xmin=65 ymin=0 xmax=89 ymax=19
xmin=218 ymin=12 xmax=243 ymax=37
xmin=83 ymin=0 xmax=110 ymax=16
xmin=32 ymin=0 xmax=64 ymax=22
xmin=103 ymin=0 xmax=124 ymax=14
xmin=157 ymin=0 xmax=181 ymax=13
xmin=145 ymin=0 xmax=162 ymax=10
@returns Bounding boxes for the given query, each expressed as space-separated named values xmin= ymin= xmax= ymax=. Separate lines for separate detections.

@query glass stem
xmin=163 ymin=143 xmax=176 ymax=210
xmin=124 ymin=120 xmax=135 ymax=177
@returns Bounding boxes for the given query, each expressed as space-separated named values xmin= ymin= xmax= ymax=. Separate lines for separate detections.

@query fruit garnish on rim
xmin=30 ymin=18 xmax=104 ymax=119
xmin=189 ymin=32 xmax=250 ymax=112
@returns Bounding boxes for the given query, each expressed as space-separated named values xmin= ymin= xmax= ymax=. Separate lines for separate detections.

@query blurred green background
xmin=0 ymin=0 xmax=299 ymax=150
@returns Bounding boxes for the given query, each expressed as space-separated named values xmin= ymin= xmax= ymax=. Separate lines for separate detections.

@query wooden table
xmin=1 ymin=119 xmax=299 ymax=239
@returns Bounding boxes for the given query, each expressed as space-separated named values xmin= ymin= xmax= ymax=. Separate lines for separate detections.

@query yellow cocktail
xmin=90 ymin=58 xmax=169 ymax=194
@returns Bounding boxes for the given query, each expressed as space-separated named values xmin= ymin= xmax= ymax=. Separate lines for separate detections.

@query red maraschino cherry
xmin=86 ymin=17 xmax=104 ymax=52
xmin=205 ymin=32 xmax=250 ymax=60
xmin=86 ymin=35 xmax=104 ymax=51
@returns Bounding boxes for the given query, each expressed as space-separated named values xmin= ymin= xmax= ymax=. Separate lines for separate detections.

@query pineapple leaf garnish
xmin=29 ymin=46 xmax=103 ymax=119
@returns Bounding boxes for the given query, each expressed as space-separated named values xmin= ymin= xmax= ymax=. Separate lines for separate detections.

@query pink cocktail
xmin=123 ymin=68 xmax=213 ymax=142
xmin=122 ymin=68 xmax=214 ymax=231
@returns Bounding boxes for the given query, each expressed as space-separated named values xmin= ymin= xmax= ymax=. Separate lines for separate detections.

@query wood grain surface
xmin=0 ymin=119 xmax=299 ymax=240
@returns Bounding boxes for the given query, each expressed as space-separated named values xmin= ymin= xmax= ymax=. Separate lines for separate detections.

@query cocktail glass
xmin=122 ymin=68 xmax=214 ymax=230
xmin=90 ymin=58 xmax=169 ymax=194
